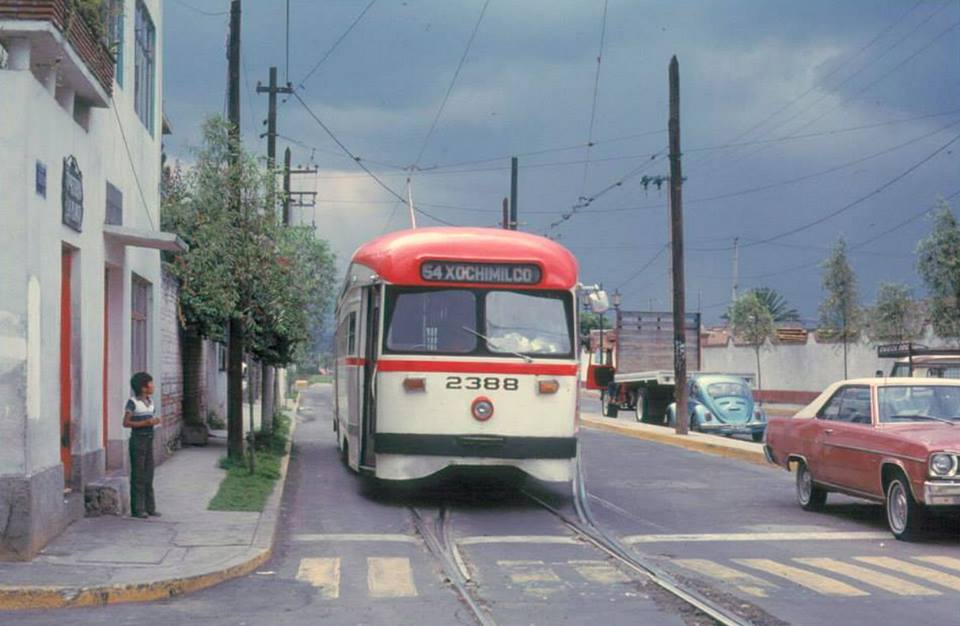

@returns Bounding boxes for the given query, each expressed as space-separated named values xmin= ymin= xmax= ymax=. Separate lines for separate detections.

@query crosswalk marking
xmin=915 ymin=556 xmax=960 ymax=573
xmin=293 ymin=533 xmax=419 ymax=544
xmin=367 ymin=557 xmax=418 ymax=598
xmin=568 ymin=560 xmax=631 ymax=584
xmin=623 ymin=531 xmax=888 ymax=544
xmin=459 ymin=535 xmax=580 ymax=546
xmin=733 ymin=559 xmax=869 ymax=596
xmin=296 ymin=557 xmax=341 ymax=599
xmin=855 ymin=557 xmax=960 ymax=592
xmin=674 ymin=559 xmax=776 ymax=598
xmin=794 ymin=558 xmax=940 ymax=596
xmin=498 ymin=560 xmax=563 ymax=584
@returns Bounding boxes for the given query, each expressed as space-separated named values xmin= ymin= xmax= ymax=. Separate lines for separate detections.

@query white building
xmin=0 ymin=0 xmax=181 ymax=559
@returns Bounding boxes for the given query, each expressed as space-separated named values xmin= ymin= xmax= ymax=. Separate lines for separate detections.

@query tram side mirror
xmin=588 ymin=290 xmax=610 ymax=314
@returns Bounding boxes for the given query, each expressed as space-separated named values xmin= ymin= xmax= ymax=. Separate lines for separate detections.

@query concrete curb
xmin=0 ymin=401 xmax=301 ymax=611
xmin=581 ymin=415 xmax=770 ymax=468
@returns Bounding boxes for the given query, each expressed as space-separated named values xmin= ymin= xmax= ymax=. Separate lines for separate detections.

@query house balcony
xmin=0 ymin=0 xmax=114 ymax=109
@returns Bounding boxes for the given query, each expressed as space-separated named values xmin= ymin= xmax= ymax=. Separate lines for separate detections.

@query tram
xmin=333 ymin=227 xmax=582 ymax=482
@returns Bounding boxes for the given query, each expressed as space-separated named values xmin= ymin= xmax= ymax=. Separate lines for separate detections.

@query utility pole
xmin=731 ymin=236 xmax=740 ymax=304
xmin=226 ymin=0 xmax=244 ymax=461
xmin=510 ymin=156 xmax=518 ymax=230
xmin=668 ymin=55 xmax=688 ymax=436
xmin=282 ymin=147 xmax=292 ymax=226
xmin=502 ymin=198 xmax=509 ymax=229
xmin=256 ymin=66 xmax=292 ymax=435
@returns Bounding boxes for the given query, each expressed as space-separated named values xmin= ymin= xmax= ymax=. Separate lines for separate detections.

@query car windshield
xmin=878 ymin=386 xmax=960 ymax=423
xmin=484 ymin=291 xmax=572 ymax=356
xmin=385 ymin=289 xmax=477 ymax=353
xmin=706 ymin=382 xmax=751 ymax=399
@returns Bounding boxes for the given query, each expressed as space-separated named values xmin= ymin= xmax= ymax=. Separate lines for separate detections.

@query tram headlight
xmin=471 ymin=397 xmax=495 ymax=421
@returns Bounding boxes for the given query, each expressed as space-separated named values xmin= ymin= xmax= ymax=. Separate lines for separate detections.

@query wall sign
xmin=421 ymin=261 xmax=542 ymax=285
xmin=62 ymin=156 xmax=84 ymax=232
xmin=36 ymin=161 xmax=47 ymax=197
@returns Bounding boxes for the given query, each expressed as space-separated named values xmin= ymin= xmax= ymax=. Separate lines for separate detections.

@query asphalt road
xmin=3 ymin=385 xmax=959 ymax=626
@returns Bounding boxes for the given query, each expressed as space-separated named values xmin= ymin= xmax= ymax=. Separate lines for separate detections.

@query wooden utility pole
xmin=282 ymin=147 xmax=292 ymax=225
xmin=502 ymin=198 xmax=509 ymax=229
xmin=668 ymin=55 xmax=688 ymax=436
xmin=731 ymin=236 xmax=740 ymax=304
xmin=510 ymin=157 xmax=518 ymax=230
xmin=226 ymin=0 xmax=244 ymax=460
xmin=257 ymin=66 xmax=293 ymax=174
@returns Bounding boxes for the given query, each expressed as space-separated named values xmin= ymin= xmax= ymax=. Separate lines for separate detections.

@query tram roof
xmin=352 ymin=227 xmax=579 ymax=290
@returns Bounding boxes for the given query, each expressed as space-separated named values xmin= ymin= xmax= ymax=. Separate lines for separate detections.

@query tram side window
xmin=386 ymin=290 xmax=477 ymax=353
xmin=347 ymin=313 xmax=357 ymax=354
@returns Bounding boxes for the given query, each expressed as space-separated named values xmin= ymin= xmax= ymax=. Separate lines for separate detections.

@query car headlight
xmin=929 ymin=453 xmax=958 ymax=477
xmin=703 ymin=410 xmax=713 ymax=422
xmin=754 ymin=408 xmax=766 ymax=422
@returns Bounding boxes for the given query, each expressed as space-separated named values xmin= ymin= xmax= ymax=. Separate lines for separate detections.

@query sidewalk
xmin=0 ymin=401 xmax=296 ymax=610
xmin=581 ymin=414 xmax=769 ymax=467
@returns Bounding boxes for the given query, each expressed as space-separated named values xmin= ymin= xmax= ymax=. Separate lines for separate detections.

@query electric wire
xmin=615 ymin=244 xmax=669 ymax=290
xmin=578 ymin=0 xmax=610 ymax=198
xmin=171 ymin=0 xmax=227 ymax=17
xmin=110 ymin=98 xmax=158 ymax=231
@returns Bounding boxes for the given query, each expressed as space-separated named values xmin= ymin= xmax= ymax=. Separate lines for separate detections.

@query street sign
xmin=61 ymin=156 xmax=83 ymax=232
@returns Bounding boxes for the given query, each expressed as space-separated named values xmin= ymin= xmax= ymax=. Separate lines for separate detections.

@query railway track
xmin=407 ymin=450 xmax=750 ymax=626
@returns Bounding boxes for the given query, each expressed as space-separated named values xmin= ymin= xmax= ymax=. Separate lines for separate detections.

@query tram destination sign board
xmin=421 ymin=261 xmax=542 ymax=285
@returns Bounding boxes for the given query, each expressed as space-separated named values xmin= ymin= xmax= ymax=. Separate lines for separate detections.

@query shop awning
xmin=103 ymin=224 xmax=188 ymax=252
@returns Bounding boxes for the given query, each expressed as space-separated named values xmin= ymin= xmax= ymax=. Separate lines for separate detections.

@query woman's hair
xmin=130 ymin=372 xmax=153 ymax=396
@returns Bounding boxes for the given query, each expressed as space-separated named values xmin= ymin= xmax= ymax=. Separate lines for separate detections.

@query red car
xmin=764 ymin=378 xmax=960 ymax=540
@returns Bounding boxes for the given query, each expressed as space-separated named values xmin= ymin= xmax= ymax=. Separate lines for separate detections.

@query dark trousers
xmin=129 ymin=435 xmax=156 ymax=515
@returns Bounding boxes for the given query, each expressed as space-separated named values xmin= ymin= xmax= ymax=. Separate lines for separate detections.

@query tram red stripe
xmin=376 ymin=360 xmax=578 ymax=376
xmin=344 ymin=357 xmax=366 ymax=366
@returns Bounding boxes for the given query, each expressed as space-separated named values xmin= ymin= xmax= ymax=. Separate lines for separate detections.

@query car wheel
xmin=634 ymin=393 xmax=645 ymax=423
xmin=886 ymin=474 xmax=925 ymax=541
xmin=752 ymin=430 xmax=765 ymax=443
xmin=796 ymin=461 xmax=827 ymax=511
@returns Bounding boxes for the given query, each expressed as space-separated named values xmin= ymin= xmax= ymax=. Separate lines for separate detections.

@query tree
xmin=868 ymin=283 xmax=924 ymax=344
xmin=751 ymin=287 xmax=800 ymax=322
xmin=728 ymin=291 xmax=775 ymax=394
xmin=917 ymin=200 xmax=960 ymax=346
xmin=818 ymin=237 xmax=863 ymax=378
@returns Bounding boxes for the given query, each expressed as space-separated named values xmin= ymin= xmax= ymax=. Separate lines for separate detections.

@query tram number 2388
xmin=445 ymin=376 xmax=519 ymax=391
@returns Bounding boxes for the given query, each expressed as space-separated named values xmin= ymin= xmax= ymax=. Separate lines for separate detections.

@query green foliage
xmin=209 ymin=413 xmax=291 ymax=512
xmin=917 ymin=201 xmax=960 ymax=344
xmin=728 ymin=292 xmax=776 ymax=348
xmin=818 ymin=238 xmax=863 ymax=343
xmin=750 ymin=287 xmax=800 ymax=322
xmin=69 ymin=0 xmax=108 ymax=43
xmin=579 ymin=312 xmax=602 ymax=338
xmin=868 ymin=283 xmax=924 ymax=344
xmin=728 ymin=291 xmax=775 ymax=391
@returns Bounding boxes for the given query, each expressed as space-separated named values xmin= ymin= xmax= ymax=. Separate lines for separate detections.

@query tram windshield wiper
xmin=460 ymin=326 xmax=533 ymax=363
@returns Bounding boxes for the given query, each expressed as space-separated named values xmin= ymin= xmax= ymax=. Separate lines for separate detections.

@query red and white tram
xmin=333 ymin=227 xmax=581 ymax=482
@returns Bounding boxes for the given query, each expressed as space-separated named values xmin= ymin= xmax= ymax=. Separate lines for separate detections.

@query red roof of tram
xmin=352 ymin=227 xmax=579 ymax=290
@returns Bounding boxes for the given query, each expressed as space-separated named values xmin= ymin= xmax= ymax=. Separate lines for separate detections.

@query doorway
xmin=59 ymin=247 xmax=74 ymax=483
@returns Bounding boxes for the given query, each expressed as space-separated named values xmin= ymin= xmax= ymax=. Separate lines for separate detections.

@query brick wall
xmin=158 ymin=266 xmax=183 ymax=462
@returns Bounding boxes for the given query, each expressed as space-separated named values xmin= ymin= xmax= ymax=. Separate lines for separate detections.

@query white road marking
xmin=498 ymin=560 xmax=563 ymax=583
xmin=915 ymin=556 xmax=960 ymax=573
xmin=296 ymin=558 xmax=340 ymax=599
xmin=568 ymin=560 xmax=631 ymax=584
xmin=673 ymin=559 xmax=777 ymax=598
xmin=734 ymin=559 xmax=870 ymax=597
xmin=623 ymin=531 xmax=888 ymax=544
xmin=367 ymin=557 xmax=418 ymax=598
xmin=795 ymin=558 xmax=940 ymax=596
xmin=459 ymin=535 xmax=580 ymax=546
xmin=292 ymin=533 xmax=419 ymax=544
xmin=855 ymin=557 xmax=960 ymax=592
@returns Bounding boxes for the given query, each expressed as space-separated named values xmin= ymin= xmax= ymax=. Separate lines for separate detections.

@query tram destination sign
xmin=421 ymin=261 xmax=542 ymax=285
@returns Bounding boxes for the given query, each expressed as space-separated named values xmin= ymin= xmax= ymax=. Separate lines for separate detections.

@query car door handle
xmin=824 ymin=428 xmax=834 ymax=435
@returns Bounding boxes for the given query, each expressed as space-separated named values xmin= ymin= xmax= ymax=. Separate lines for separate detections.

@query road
xmin=3 ymin=384 xmax=959 ymax=626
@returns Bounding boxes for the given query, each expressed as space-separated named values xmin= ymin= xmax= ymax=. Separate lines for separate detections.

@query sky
xmin=161 ymin=0 xmax=960 ymax=325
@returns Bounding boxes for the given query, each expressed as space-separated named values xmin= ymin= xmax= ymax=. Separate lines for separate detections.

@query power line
xmin=412 ymin=0 xmax=491 ymax=167
xmin=171 ymin=0 xmax=227 ymax=16
xmin=110 ymin=98 xmax=157 ymax=231
xmin=579 ymin=0 xmax=610 ymax=196
xmin=291 ymin=91 xmax=457 ymax=226
xmin=694 ymin=130 xmax=960 ymax=252
xmin=615 ymin=244 xmax=668 ymax=290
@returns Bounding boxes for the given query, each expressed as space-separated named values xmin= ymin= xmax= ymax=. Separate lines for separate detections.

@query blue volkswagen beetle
xmin=666 ymin=374 xmax=766 ymax=442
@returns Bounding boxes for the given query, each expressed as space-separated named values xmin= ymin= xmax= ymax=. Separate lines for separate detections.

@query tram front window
xmin=385 ymin=289 xmax=477 ymax=353
xmin=485 ymin=291 xmax=572 ymax=356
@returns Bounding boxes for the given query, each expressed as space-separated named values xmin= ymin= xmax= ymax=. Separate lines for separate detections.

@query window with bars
xmin=105 ymin=0 xmax=125 ymax=88
xmin=134 ymin=1 xmax=155 ymax=132
xmin=131 ymin=276 xmax=150 ymax=374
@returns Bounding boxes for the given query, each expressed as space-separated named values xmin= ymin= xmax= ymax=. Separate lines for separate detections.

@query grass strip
xmin=208 ymin=412 xmax=291 ymax=512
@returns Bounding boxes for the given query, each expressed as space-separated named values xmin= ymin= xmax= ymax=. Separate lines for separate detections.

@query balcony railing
xmin=0 ymin=0 xmax=114 ymax=96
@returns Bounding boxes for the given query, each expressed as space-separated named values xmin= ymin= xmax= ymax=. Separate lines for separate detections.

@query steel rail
xmin=522 ymin=450 xmax=750 ymax=626
xmin=409 ymin=506 xmax=495 ymax=626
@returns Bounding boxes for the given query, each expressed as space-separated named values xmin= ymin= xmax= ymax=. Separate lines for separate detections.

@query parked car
xmin=666 ymin=374 xmax=766 ymax=442
xmin=764 ymin=378 xmax=960 ymax=540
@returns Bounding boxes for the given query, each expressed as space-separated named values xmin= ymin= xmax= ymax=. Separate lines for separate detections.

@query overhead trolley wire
xmin=615 ymin=244 xmax=669 ymax=290
xmin=291 ymin=91 xmax=457 ymax=226
xmin=578 ymin=0 xmax=610 ymax=197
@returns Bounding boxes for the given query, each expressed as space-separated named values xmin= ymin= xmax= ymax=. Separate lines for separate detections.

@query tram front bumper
xmin=374 ymin=433 xmax=578 ymax=459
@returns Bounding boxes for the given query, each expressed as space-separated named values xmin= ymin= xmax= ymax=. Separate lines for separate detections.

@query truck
xmin=591 ymin=310 xmax=701 ymax=422
xmin=876 ymin=343 xmax=960 ymax=378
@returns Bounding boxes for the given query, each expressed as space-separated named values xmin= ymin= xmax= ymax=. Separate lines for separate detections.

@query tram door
xmin=360 ymin=285 xmax=381 ymax=469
